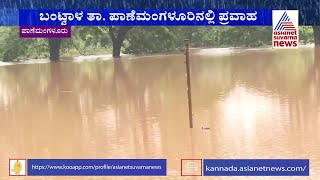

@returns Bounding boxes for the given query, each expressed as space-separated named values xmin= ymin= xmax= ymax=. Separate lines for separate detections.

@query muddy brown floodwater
xmin=0 ymin=47 xmax=319 ymax=179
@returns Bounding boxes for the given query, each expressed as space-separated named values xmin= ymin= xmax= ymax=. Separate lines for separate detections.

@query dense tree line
xmin=0 ymin=26 xmax=317 ymax=61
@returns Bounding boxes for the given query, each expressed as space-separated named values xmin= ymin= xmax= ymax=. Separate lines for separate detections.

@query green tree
xmin=313 ymin=26 xmax=320 ymax=46
xmin=0 ymin=27 xmax=36 ymax=61
xmin=108 ymin=26 xmax=133 ymax=58
xmin=124 ymin=26 xmax=178 ymax=54
xmin=48 ymin=38 xmax=62 ymax=61
xmin=299 ymin=26 xmax=313 ymax=44
xmin=0 ymin=26 xmax=316 ymax=62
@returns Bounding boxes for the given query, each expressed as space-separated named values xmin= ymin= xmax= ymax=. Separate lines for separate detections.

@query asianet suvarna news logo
xmin=272 ymin=10 xmax=299 ymax=48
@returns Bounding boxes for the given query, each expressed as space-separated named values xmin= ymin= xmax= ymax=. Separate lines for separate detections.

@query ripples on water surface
xmin=0 ymin=48 xmax=319 ymax=179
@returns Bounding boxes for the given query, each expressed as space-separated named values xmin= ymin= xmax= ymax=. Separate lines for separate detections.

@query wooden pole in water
xmin=184 ymin=39 xmax=193 ymax=128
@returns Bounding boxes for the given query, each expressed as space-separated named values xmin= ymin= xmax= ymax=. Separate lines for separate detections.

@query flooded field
xmin=0 ymin=47 xmax=319 ymax=179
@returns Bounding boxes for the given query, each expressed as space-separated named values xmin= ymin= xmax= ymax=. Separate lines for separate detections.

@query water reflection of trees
xmin=191 ymin=48 xmax=317 ymax=104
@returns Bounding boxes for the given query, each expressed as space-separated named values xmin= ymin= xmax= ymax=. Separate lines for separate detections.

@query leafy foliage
xmin=299 ymin=26 xmax=314 ymax=44
xmin=0 ymin=27 xmax=39 ymax=61
xmin=0 ymin=26 xmax=315 ymax=61
xmin=60 ymin=27 xmax=112 ymax=56
xmin=124 ymin=27 xmax=178 ymax=54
